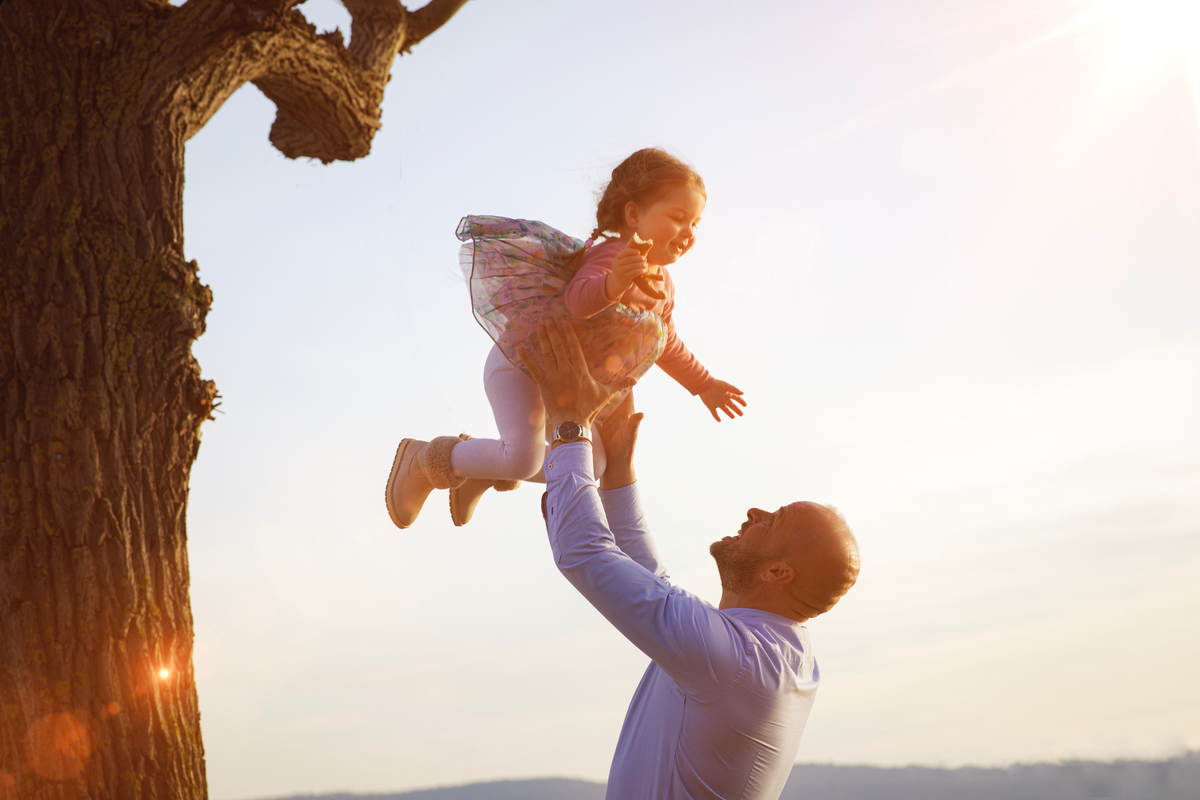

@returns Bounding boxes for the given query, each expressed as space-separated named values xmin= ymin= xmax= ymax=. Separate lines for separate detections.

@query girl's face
xmin=623 ymin=184 xmax=706 ymax=266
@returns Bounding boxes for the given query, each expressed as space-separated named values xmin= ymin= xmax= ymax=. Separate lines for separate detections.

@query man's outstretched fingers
xmin=541 ymin=319 xmax=565 ymax=371
xmin=613 ymin=376 xmax=637 ymax=393
xmin=561 ymin=320 xmax=587 ymax=368
xmin=545 ymin=318 xmax=576 ymax=370
xmin=535 ymin=324 xmax=558 ymax=375
xmin=517 ymin=345 xmax=545 ymax=384
xmin=599 ymin=408 xmax=643 ymax=457
xmin=627 ymin=412 xmax=645 ymax=447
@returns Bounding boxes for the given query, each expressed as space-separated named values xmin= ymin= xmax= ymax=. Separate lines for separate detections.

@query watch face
xmin=557 ymin=421 xmax=583 ymax=441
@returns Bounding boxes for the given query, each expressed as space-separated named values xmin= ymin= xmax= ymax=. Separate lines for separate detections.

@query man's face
xmin=709 ymin=506 xmax=789 ymax=593
xmin=710 ymin=502 xmax=860 ymax=617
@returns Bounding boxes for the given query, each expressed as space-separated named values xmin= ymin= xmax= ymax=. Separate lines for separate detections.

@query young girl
xmin=386 ymin=148 xmax=747 ymax=529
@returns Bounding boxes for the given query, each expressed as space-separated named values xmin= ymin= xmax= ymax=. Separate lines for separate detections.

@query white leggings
xmin=449 ymin=344 xmax=607 ymax=483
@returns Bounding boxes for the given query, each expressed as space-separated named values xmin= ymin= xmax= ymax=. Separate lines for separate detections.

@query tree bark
xmin=0 ymin=0 xmax=466 ymax=797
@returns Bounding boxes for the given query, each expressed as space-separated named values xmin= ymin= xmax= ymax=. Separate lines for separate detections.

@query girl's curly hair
xmin=588 ymin=148 xmax=706 ymax=243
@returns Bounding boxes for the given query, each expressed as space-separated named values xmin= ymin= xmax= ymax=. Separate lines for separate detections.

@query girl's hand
xmin=699 ymin=380 xmax=747 ymax=422
xmin=605 ymin=241 xmax=664 ymax=301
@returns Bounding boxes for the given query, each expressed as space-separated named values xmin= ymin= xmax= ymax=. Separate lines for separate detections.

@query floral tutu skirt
xmin=457 ymin=215 xmax=667 ymax=418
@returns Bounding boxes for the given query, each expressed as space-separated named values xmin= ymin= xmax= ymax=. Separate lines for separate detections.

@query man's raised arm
xmin=521 ymin=321 xmax=742 ymax=697
xmin=597 ymin=396 xmax=667 ymax=580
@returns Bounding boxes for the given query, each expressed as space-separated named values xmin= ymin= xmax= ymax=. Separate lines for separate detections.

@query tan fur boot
xmin=450 ymin=477 xmax=521 ymax=527
xmin=385 ymin=435 xmax=467 ymax=529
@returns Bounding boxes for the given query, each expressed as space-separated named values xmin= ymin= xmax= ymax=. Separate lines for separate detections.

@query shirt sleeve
xmin=599 ymin=482 xmax=668 ymax=580
xmin=545 ymin=444 xmax=745 ymax=699
xmin=654 ymin=271 xmax=715 ymax=395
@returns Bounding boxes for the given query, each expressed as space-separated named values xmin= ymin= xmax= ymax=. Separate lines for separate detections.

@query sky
xmin=177 ymin=0 xmax=1200 ymax=797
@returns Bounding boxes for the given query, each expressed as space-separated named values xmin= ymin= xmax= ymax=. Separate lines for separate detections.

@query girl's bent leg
xmin=450 ymin=346 xmax=546 ymax=482
xmin=451 ymin=345 xmax=609 ymax=483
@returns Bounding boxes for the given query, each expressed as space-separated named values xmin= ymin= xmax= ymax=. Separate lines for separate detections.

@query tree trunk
xmin=0 ymin=5 xmax=216 ymax=798
xmin=0 ymin=0 xmax=468 ymax=797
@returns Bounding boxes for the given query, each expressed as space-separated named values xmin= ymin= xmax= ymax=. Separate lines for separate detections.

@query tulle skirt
xmin=457 ymin=215 xmax=666 ymax=417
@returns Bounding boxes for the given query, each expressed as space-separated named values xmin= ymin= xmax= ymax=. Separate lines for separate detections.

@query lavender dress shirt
xmin=544 ymin=443 xmax=820 ymax=800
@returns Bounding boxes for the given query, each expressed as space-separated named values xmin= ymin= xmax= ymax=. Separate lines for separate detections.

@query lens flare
xmin=158 ymin=668 xmax=170 ymax=680
xmin=23 ymin=713 xmax=92 ymax=781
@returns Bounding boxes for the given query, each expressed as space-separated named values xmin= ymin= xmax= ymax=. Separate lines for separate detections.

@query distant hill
xmin=249 ymin=752 xmax=1200 ymax=800
xmin=782 ymin=753 xmax=1200 ymax=799
xmin=249 ymin=778 xmax=605 ymax=800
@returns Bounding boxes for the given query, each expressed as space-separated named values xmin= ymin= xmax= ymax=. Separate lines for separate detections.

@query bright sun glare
xmin=1108 ymin=0 xmax=1200 ymax=67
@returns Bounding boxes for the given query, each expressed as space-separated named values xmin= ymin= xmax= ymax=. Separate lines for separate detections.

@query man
xmin=520 ymin=320 xmax=861 ymax=800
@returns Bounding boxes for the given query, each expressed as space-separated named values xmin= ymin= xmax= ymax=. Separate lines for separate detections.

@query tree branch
xmin=156 ymin=0 xmax=468 ymax=165
xmin=151 ymin=0 xmax=312 ymax=136
xmin=400 ymin=0 xmax=470 ymax=54
xmin=252 ymin=5 xmax=398 ymax=163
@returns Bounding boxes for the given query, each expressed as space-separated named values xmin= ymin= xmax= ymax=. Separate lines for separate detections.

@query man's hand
xmin=518 ymin=319 xmax=636 ymax=437
xmin=597 ymin=393 xmax=643 ymax=490
xmin=699 ymin=379 xmax=747 ymax=422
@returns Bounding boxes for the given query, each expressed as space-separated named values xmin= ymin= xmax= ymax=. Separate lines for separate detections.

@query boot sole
xmin=386 ymin=438 xmax=418 ymax=529
xmin=449 ymin=487 xmax=466 ymax=527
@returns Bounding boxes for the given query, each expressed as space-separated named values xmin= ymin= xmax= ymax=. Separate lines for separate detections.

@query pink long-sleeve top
xmin=564 ymin=239 xmax=714 ymax=396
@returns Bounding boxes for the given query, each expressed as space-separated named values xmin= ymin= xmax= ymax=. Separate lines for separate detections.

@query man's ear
xmin=759 ymin=562 xmax=795 ymax=586
xmin=623 ymin=200 xmax=639 ymax=230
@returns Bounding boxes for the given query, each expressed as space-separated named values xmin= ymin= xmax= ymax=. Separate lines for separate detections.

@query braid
xmin=564 ymin=225 xmax=608 ymax=271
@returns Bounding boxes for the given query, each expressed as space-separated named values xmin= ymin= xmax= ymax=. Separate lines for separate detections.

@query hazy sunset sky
xmin=178 ymin=0 xmax=1200 ymax=797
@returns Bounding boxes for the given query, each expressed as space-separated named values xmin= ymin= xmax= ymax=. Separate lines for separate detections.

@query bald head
xmin=710 ymin=501 xmax=860 ymax=622
xmin=777 ymin=502 xmax=859 ymax=618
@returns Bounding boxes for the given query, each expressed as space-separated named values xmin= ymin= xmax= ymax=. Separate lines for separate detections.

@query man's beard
xmin=709 ymin=538 xmax=765 ymax=594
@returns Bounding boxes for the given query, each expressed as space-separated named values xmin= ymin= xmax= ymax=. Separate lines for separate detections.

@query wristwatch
xmin=552 ymin=420 xmax=591 ymax=444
